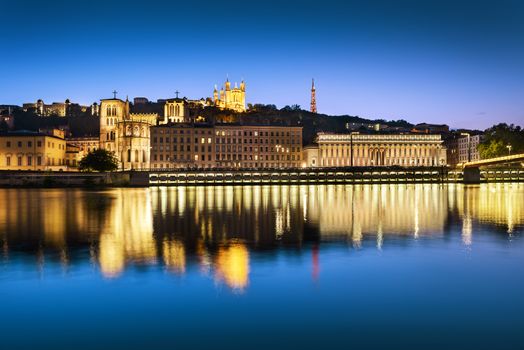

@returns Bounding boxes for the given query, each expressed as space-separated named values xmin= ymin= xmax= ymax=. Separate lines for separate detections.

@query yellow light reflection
xmin=215 ymin=243 xmax=250 ymax=291
xmin=163 ymin=239 xmax=186 ymax=274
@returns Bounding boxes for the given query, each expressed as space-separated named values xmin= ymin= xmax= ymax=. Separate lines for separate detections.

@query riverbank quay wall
xmin=0 ymin=167 xmax=522 ymax=188
xmin=147 ymin=167 xmax=524 ymax=186
xmin=0 ymin=171 xmax=131 ymax=187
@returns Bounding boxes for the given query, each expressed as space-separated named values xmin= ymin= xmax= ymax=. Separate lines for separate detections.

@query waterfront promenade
xmin=1 ymin=166 xmax=523 ymax=187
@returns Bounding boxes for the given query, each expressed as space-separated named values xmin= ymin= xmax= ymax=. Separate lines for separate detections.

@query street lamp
xmin=507 ymin=144 xmax=512 ymax=156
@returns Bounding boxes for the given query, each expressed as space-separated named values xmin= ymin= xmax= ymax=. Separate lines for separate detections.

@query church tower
xmin=310 ymin=79 xmax=317 ymax=113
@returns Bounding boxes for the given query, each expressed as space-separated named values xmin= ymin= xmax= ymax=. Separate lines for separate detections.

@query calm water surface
xmin=0 ymin=184 xmax=523 ymax=349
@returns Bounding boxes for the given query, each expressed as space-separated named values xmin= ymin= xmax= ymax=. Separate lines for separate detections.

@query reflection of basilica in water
xmin=0 ymin=184 xmax=522 ymax=289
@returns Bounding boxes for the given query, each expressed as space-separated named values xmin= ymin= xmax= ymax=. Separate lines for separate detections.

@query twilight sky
xmin=1 ymin=0 xmax=523 ymax=129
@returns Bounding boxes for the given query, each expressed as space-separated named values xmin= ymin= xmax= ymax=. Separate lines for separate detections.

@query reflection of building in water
xmin=163 ymin=239 xmax=186 ymax=274
xmin=0 ymin=184 xmax=523 ymax=281
xmin=215 ymin=243 xmax=250 ymax=291
xmin=449 ymin=183 xmax=524 ymax=236
xmin=98 ymin=189 xmax=155 ymax=278
xmin=150 ymin=186 xmax=304 ymax=246
xmin=304 ymin=184 xmax=448 ymax=245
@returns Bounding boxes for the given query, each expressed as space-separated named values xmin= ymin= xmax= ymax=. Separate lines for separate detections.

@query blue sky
xmin=1 ymin=0 xmax=523 ymax=129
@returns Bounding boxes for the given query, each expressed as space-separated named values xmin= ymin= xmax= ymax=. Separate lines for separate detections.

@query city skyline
xmin=2 ymin=0 xmax=524 ymax=130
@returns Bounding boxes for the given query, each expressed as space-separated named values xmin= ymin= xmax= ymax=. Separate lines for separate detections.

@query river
xmin=0 ymin=184 xmax=523 ymax=349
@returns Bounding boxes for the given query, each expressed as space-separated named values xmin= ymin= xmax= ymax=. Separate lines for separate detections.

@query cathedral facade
xmin=213 ymin=78 xmax=246 ymax=112
xmin=99 ymin=97 xmax=157 ymax=170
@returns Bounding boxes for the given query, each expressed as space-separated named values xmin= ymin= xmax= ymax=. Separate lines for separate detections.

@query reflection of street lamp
xmin=440 ymin=158 xmax=446 ymax=182
xmin=507 ymin=144 xmax=512 ymax=156
xmin=460 ymin=132 xmax=471 ymax=163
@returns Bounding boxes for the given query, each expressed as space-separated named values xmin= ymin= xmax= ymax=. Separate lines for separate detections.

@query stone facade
xmin=150 ymin=124 xmax=302 ymax=169
xmin=0 ymin=130 xmax=67 ymax=170
xmin=458 ymin=134 xmax=481 ymax=164
xmin=162 ymin=98 xmax=189 ymax=124
xmin=99 ymin=98 xmax=157 ymax=170
xmin=310 ymin=133 xmax=446 ymax=167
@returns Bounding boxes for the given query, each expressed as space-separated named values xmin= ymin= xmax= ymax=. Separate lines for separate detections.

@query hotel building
xmin=305 ymin=133 xmax=446 ymax=167
xmin=150 ymin=124 xmax=303 ymax=169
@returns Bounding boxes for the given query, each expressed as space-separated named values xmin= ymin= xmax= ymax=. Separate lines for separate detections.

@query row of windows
xmin=152 ymin=129 xmax=301 ymax=138
xmin=215 ymin=138 xmax=300 ymax=145
xmin=215 ymin=130 xmax=299 ymax=137
xmin=321 ymin=147 xmax=440 ymax=157
xmin=152 ymin=136 xmax=300 ymax=145
xmin=153 ymin=154 xmax=301 ymax=162
xmin=151 ymin=162 xmax=301 ymax=169
xmin=3 ymin=155 xmax=60 ymax=167
xmin=5 ymin=140 xmax=43 ymax=148
xmin=152 ymin=145 xmax=301 ymax=153
xmin=4 ymin=140 xmax=64 ymax=150
xmin=153 ymin=129 xmax=213 ymax=135
xmin=321 ymin=158 xmax=441 ymax=166
xmin=106 ymin=106 xmax=118 ymax=116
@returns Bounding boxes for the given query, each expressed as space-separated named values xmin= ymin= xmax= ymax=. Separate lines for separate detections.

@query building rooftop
xmin=0 ymin=130 xmax=65 ymax=140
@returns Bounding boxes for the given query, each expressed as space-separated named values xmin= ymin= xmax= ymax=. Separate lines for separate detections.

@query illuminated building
xmin=162 ymin=97 xmax=189 ymax=124
xmin=150 ymin=124 xmax=215 ymax=169
xmin=213 ymin=78 xmax=246 ymax=113
xmin=458 ymin=134 xmax=482 ymax=164
xmin=22 ymin=99 xmax=95 ymax=117
xmin=0 ymin=129 xmax=67 ymax=170
xmin=99 ymin=96 xmax=158 ymax=170
xmin=150 ymin=124 xmax=303 ymax=169
xmin=66 ymin=136 xmax=99 ymax=154
xmin=307 ymin=132 xmax=447 ymax=167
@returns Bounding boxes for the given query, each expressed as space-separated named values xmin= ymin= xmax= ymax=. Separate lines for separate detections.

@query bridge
xmin=462 ymin=153 xmax=524 ymax=183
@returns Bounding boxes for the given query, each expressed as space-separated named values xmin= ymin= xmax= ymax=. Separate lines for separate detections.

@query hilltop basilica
xmin=213 ymin=78 xmax=246 ymax=113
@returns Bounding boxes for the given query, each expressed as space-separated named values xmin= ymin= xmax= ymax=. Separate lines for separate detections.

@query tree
xmin=478 ymin=123 xmax=524 ymax=159
xmin=79 ymin=149 xmax=118 ymax=172
xmin=478 ymin=139 xmax=506 ymax=159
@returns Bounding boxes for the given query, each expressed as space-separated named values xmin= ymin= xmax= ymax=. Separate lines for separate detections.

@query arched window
xmin=112 ymin=106 xmax=117 ymax=116
xmin=127 ymin=149 xmax=131 ymax=162
xmin=175 ymin=105 xmax=180 ymax=116
xmin=143 ymin=150 xmax=147 ymax=163
xmin=106 ymin=106 xmax=111 ymax=116
xmin=135 ymin=150 xmax=139 ymax=163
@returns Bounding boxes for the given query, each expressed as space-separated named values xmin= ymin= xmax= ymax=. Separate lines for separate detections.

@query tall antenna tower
xmin=310 ymin=79 xmax=317 ymax=113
